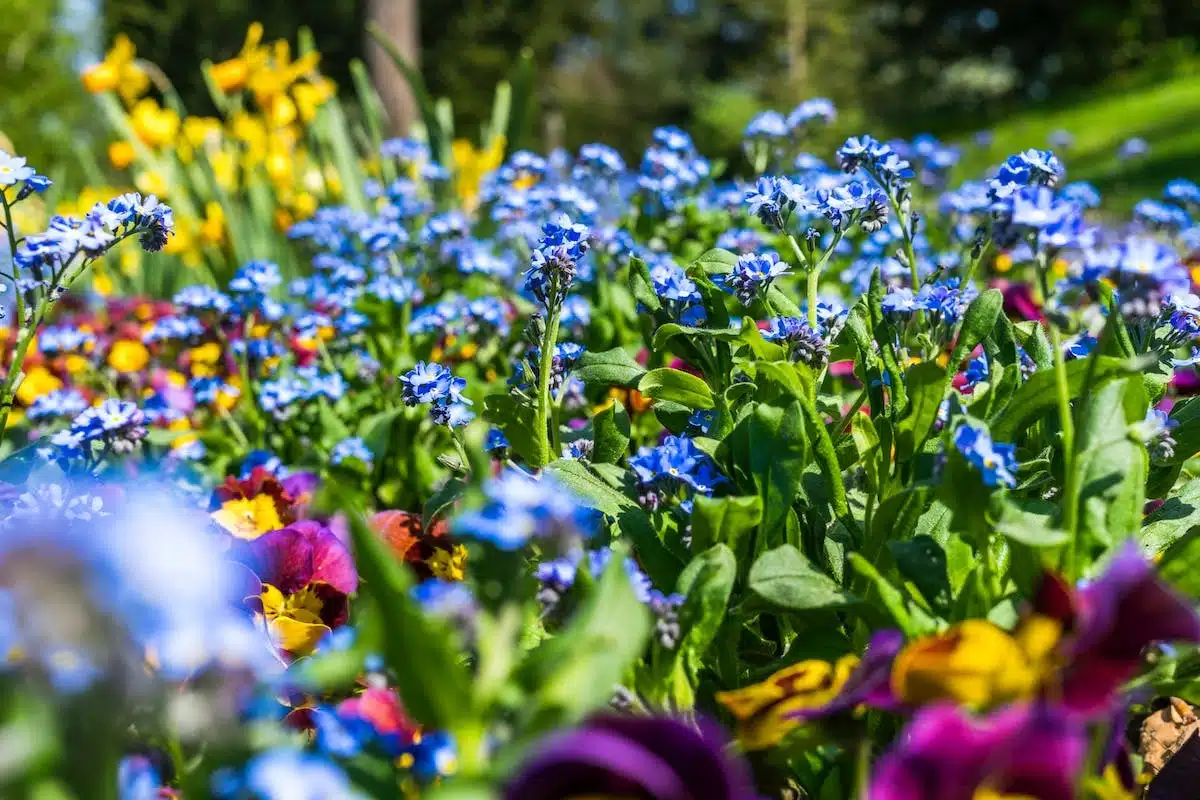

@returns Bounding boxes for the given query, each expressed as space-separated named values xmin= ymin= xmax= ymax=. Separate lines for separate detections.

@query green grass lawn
xmin=953 ymin=67 xmax=1200 ymax=212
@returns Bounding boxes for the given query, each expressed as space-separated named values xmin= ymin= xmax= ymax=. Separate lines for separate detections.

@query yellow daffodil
xmin=212 ymin=495 xmax=283 ymax=540
xmin=82 ymin=35 xmax=149 ymax=103
xmin=294 ymin=78 xmax=334 ymax=122
xmin=107 ymin=340 xmax=150 ymax=373
xmin=134 ymin=170 xmax=169 ymax=198
xmin=452 ymin=136 xmax=506 ymax=210
xmin=715 ymin=656 xmax=859 ymax=750
xmin=200 ymin=202 xmax=226 ymax=245
xmin=15 ymin=366 xmax=61 ymax=406
xmin=128 ymin=99 xmax=180 ymax=149
xmin=108 ymin=141 xmax=136 ymax=170
xmin=210 ymin=23 xmax=266 ymax=94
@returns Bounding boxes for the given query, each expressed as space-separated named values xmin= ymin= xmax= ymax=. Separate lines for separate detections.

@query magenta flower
xmin=870 ymin=703 xmax=1086 ymax=800
xmin=504 ymin=715 xmax=758 ymax=800
xmin=238 ymin=520 xmax=358 ymax=655
xmin=1058 ymin=544 xmax=1200 ymax=714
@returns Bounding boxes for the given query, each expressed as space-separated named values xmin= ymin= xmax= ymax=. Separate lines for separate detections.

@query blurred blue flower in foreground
xmin=0 ymin=481 xmax=276 ymax=692
xmin=453 ymin=469 xmax=597 ymax=550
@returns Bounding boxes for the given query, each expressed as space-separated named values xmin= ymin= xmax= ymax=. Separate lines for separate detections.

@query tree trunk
xmin=366 ymin=0 xmax=420 ymax=136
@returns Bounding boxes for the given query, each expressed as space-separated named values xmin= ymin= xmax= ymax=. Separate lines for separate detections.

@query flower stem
xmin=533 ymin=307 xmax=561 ymax=467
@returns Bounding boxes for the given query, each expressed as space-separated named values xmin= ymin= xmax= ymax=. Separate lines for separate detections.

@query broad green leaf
xmin=591 ymin=400 xmax=631 ymax=464
xmin=690 ymin=248 xmax=739 ymax=274
xmin=748 ymin=545 xmax=856 ymax=611
xmin=652 ymin=322 xmax=740 ymax=352
xmin=676 ymin=544 xmax=737 ymax=661
xmin=894 ymin=361 xmax=949 ymax=461
xmin=548 ymin=459 xmax=682 ymax=588
xmin=851 ymin=412 xmax=883 ymax=493
xmin=948 ymin=289 xmax=1003 ymax=369
xmin=423 ymin=477 xmax=466 ymax=525
xmin=573 ymin=347 xmax=646 ymax=389
xmin=343 ymin=506 xmax=472 ymax=728
xmin=1159 ymin=528 xmax=1200 ymax=597
xmin=1141 ymin=478 xmax=1200 ymax=556
xmin=483 ymin=393 xmax=541 ymax=465
xmin=1167 ymin=397 xmax=1200 ymax=465
xmin=690 ymin=494 xmax=763 ymax=559
xmin=360 ymin=407 xmax=406 ymax=459
xmin=628 ymin=256 xmax=662 ymax=313
xmin=518 ymin=543 xmax=652 ymax=725
xmin=847 ymin=552 xmax=935 ymax=635
xmin=638 ymin=367 xmax=715 ymax=409
xmin=991 ymin=356 xmax=1146 ymax=439
xmin=738 ymin=316 xmax=786 ymax=362
xmin=889 ymin=535 xmax=953 ymax=616
xmin=1074 ymin=378 xmax=1148 ymax=560
xmin=994 ymin=496 xmax=1067 ymax=547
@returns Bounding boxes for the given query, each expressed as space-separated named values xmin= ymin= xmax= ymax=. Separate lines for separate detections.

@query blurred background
xmin=2 ymin=0 xmax=1198 ymax=206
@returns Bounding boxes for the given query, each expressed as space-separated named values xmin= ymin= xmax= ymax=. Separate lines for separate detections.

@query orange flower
xmin=107 ymin=141 xmax=136 ymax=170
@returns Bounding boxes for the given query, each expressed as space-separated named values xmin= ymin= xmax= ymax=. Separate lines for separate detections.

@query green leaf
xmin=628 ymin=256 xmax=662 ymax=313
xmin=690 ymin=495 xmax=762 ymax=559
xmin=574 ymin=347 xmax=646 ymax=389
xmin=423 ymin=477 xmax=465 ymax=525
xmin=518 ymin=543 xmax=652 ymax=725
xmin=894 ymin=361 xmax=949 ymax=461
xmin=547 ymin=459 xmax=682 ymax=588
xmin=1159 ymin=527 xmax=1200 ymax=597
xmin=343 ymin=505 xmax=472 ymax=728
xmin=638 ymin=367 xmax=715 ymax=410
xmin=483 ymin=393 xmax=541 ymax=465
xmin=851 ymin=412 xmax=883 ymax=494
xmin=889 ymin=535 xmax=953 ymax=616
xmin=676 ymin=544 xmax=737 ymax=661
xmin=948 ymin=289 xmax=1003 ymax=369
xmin=317 ymin=399 xmax=351 ymax=446
xmin=1141 ymin=478 xmax=1200 ymax=555
xmin=748 ymin=545 xmax=856 ymax=611
xmin=738 ymin=316 xmax=786 ymax=362
xmin=1074 ymin=378 xmax=1148 ymax=559
xmin=592 ymin=400 xmax=631 ymax=464
xmin=690 ymin=248 xmax=739 ymax=274
xmin=503 ymin=47 xmax=536 ymax=152
xmin=360 ymin=407 xmax=405 ymax=459
xmin=994 ymin=496 xmax=1067 ymax=547
xmin=1166 ymin=397 xmax=1200 ymax=465
xmin=847 ymin=552 xmax=934 ymax=636
xmin=991 ymin=356 xmax=1146 ymax=439
xmin=652 ymin=323 xmax=740 ymax=352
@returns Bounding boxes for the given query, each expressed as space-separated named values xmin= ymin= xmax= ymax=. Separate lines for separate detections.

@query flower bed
xmin=2 ymin=28 xmax=1200 ymax=800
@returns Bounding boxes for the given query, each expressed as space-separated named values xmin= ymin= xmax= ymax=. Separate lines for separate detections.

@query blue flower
xmin=524 ymin=214 xmax=591 ymax=309
xmin=953 ymin=421 xmax=1019 ymax=488
xmin=1009 ymin=186 xmax=1078 ymax=230
xmin=228 ymin=260 xmax=282 ymax=294
xmin=403 ymin=730 xmax=458 ymax=783
xmin=232 ymin=749 xmax=363 ymax=800
xmin=629 ymin=435 xmax=726 ymax=496
xmin=0 ymin=150 xmax=35 ymax=186
xmin=174 ymin=284 xmax=232 ymax=315
xmin=787 ymin=98 xmax=836 ymax=131
xmin=400 ymin=361 xmax=456 ymax=405
xmin=719 ymin=252 xmax=790 ymax=305
xmin=331 ymin=437 xmax=373 ymax=467
xmin=28 ymin=390 xmax=88 ymax=421
xmin=485 ymin=428 xmax=509 ymax=452
xmin=1165 ymin=179 xmax=1200 ymax=208
xmin=744 ymin=110 xmax=788 ymax=140
xmin=453 ymin=469 xmax=597 ymax=550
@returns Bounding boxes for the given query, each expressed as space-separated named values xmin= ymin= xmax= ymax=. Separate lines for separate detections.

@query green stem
xmin=1049 ymin=321 xmax=1080 ymax=573
xmin=533 ymin=307 xmax=562 ymax=467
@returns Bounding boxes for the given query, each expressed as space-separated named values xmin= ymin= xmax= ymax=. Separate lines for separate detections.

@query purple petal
xmin=796 ymin=629 xmax=905 ymax=721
